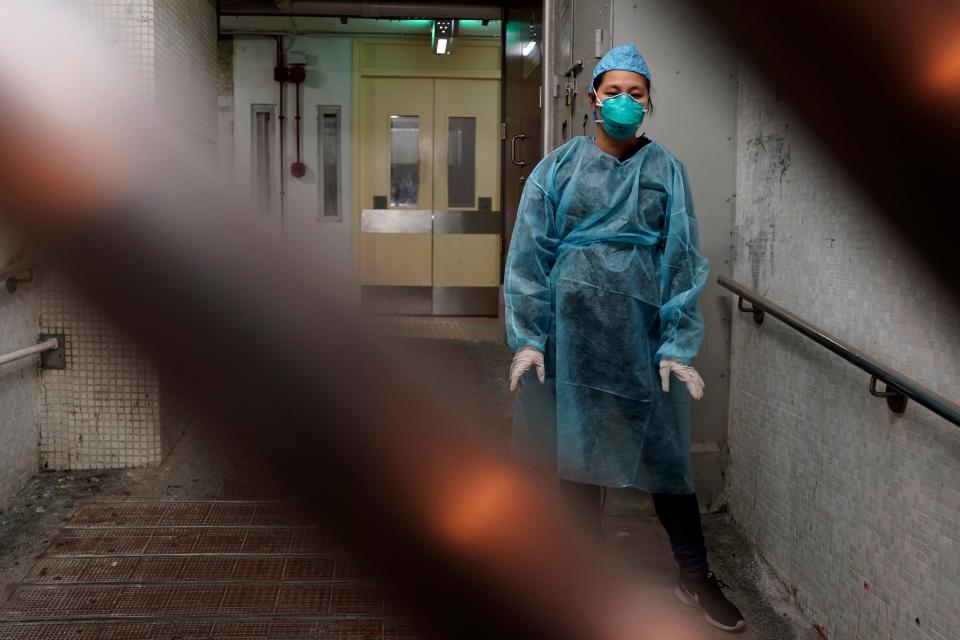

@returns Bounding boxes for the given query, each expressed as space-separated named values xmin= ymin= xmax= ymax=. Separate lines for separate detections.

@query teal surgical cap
xmin=591 ymin=43 xmax=651 ymax=89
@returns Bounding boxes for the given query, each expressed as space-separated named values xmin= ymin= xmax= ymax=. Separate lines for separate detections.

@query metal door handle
xmin=511 ymin=134 xmax=528 ymax=167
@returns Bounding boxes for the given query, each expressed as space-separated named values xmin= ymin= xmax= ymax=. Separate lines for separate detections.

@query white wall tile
xmin=729 ymin=65 xmax=960 ymax=640
xmin=38 ymin=0 xmax=216 ymax=471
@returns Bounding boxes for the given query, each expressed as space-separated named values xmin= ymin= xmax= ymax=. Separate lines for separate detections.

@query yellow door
xmin=359 ymin=77 xmax=434 ymax=294
xmin=432 ymin=78 xmax=502 ymax=299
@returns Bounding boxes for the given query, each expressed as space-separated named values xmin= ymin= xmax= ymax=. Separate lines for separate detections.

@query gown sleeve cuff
xmin=510 ymin=338 xmax=546 ymax=354
xmin=655 ymin=344 xmax=693 ymax=365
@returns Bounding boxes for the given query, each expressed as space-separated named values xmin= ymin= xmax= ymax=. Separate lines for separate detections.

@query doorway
xmin=355 ymin=38 xmax=502 ymax=316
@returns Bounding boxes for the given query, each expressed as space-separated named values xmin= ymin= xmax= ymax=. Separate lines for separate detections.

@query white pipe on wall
xmin=0 ymin=338 xmax=58 ymax=367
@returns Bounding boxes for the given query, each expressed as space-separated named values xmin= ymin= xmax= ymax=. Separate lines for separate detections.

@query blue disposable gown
xmin=504 ymin=136 xmax=709 ymax=494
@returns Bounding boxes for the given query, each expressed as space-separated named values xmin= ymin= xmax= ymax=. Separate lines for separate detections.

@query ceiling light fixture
xmin=432 ymin=19 xmax=457 ymax=55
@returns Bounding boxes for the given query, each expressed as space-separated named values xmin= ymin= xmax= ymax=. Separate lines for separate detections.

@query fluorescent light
xmin=523 ymin=41 xmax=536 ymax=56
xmin=436 ymin=38 xmax=448 ymax=54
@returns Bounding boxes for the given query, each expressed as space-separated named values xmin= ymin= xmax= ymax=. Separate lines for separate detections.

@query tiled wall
xmin=156 ymin=0 xmax=219 ymax=149
xmin=39 ymin=0 xmax=159 ymax=470
xmin=154 ymin=0 xmax=218 ymax=455
xmin=38 ymin=0 xmax=217 ymax=470
xmin=38 ymin=271 xmax=162 ymax=470
xmin=217 ymin=37 xmax=235 ymax=174
xmin=0 ymin=230 xmax=40 ymax=502
xmin=728 ymin=66 xmax=960 ymax=640
xmin=73 ymin=0 xmax=156 ymax=95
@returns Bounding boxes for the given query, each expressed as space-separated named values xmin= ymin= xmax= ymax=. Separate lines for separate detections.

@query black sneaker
xmin=674 ymin=571 xmax=746 ymax=632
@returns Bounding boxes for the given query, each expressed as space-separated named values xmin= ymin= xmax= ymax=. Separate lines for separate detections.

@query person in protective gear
xmin=503 ymin=43 xmax=745 ymax=633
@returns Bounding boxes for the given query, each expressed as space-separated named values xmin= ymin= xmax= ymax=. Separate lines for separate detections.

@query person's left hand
xmin=659 ymin=358 xmax=705 ymax=400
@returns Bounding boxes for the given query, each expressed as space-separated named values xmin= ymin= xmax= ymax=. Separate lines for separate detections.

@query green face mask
xmin=595 ymin=93 xmax=647 ymax=141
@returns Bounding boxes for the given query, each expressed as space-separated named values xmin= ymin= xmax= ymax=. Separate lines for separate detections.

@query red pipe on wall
xmin=289 ymin=63 xmax=306 ymax=178
xmin=273 ymin=35 xmax=286 ymax=233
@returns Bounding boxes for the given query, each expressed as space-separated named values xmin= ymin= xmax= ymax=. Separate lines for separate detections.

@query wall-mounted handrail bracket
xmin=38 ymin=333 xmax=66 ymax=370
xmin=870 ymin=376 xmax=908 ymax=415
xmin=2 ymin=243 xmax=34 ymax=293
xmin=5 ymin=267 xmax=34 ymax=293
xmin=737 ymin=296 xmax=765 ymax=325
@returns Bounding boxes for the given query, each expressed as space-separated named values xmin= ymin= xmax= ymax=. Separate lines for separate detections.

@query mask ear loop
xmin=591 ymin=92 xmax=604 ymax=124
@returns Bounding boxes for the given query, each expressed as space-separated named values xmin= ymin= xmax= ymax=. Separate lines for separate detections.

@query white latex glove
xmin=509 ymin=346 xmax=545 ymax=392
xmin=659 ymin=358 xmax=705 ymax=400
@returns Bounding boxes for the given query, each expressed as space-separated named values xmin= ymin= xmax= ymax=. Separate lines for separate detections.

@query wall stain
xmin=735 ymin=123 xmax=791 ymax=292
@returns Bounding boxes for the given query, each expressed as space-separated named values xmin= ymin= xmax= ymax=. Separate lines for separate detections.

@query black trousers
xmin=558 ymin=479 xmax=709 ymax=582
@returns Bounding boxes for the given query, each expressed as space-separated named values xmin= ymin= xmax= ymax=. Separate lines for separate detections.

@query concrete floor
xmin=0 ymin=318 xmax=820 ymax=639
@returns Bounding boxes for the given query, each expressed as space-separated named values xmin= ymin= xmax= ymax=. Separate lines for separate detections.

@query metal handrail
xmin=719 ymin=275 xmax=960 ymax=427
xmin=0 ymin=337 xmax=59 ymax=367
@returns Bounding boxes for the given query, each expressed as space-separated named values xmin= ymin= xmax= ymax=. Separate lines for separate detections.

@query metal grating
xmin=219 ymin=586 xmax=279 ymax=613
xmin=24 ymin=559 xmax=86 ymax=584
xmin=288 ymin=531 xmax=336 ymax=555
xmin=282 ymin=558 xmax=336 ymax=581
xmin=0 ymin=500 xmax=429 ymax=639
xmin=1 ymin=621 xmax=208 ymax=640
xmin=329 ymin=585 xmax=385 ymax=614
xmin=240 ymin=531 xmax=294 ymax=555
xmin=191 ymin=531 xmax=248 ymax=554
xmin=24 ymin=557 xmax=345 ymax=585
xmin=81 ymin=558 xmax=140 ymax=582
xmin=46 ymin=527 xmax=335 ymax=558
xmin=274 ymin=586 xmax=332 ymax=614
xmin=68 ymin=502 xmax=316 ymax=529
xmin=2 ymin=584 xmax=399 ymax=620
xmin=130 ymin=558 xmax=185 ymax=582
xmin=204 ymin=503 xmax=258 ymax=526
xmin=178 ymin=557 xmax=238 ymax=581
xmin=230 ymin=558 xmax=285 ymax=581
xmin=0 ymin=618 xmax=430 ymax=639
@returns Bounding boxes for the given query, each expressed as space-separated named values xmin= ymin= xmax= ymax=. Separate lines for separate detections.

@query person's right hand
xmin=509 ymin=346 xmax=545 ymax=392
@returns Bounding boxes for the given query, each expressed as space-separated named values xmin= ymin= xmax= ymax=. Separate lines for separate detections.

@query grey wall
xmin=611 ymin=0 xmax=738 ymax=506
xmin=729 ymin=65 xmax=960 ymax=640
xmin=0 ymin=230 xmax=39 ymax=503
xmin=548 ymin=0 xmax=612 ymax=148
